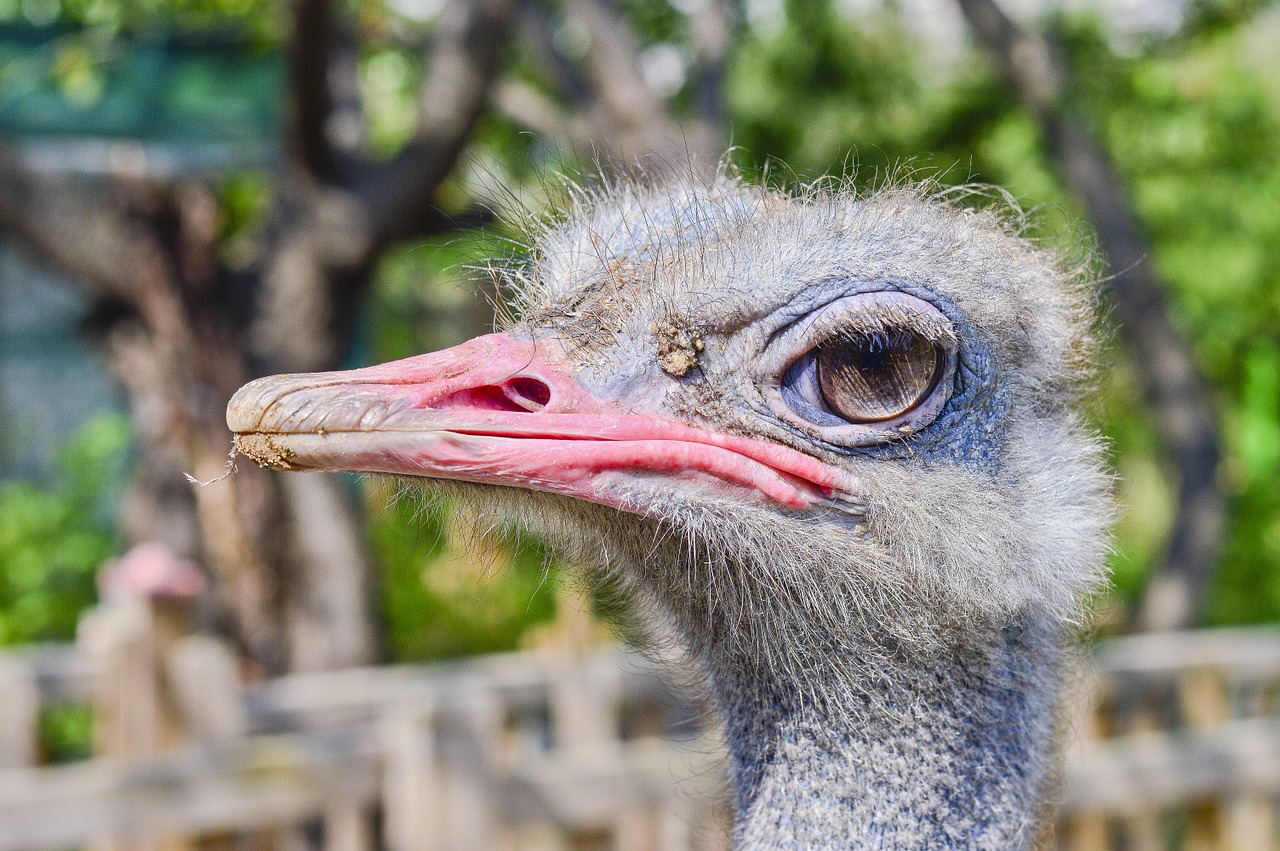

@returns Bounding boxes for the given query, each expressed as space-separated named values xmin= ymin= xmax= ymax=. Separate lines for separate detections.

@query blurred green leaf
xmin=0 ymin=413 xmax=128 ymax=645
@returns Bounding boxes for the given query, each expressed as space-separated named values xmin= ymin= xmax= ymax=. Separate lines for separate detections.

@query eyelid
xmin=776 ymin=292 xmax=956 ymax=354
xmin=759 ymin=291 xmax=958 ymax=446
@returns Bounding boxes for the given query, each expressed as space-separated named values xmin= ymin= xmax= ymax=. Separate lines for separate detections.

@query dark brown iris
xmin=816 ymin=330 xmax=943 ymax=423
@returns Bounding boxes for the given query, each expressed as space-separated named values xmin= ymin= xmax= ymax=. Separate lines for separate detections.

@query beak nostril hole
xmin=504 ymin=377 xmax=552 ymax=410
xmin=437 ymin=377 xmax=552 ymax=413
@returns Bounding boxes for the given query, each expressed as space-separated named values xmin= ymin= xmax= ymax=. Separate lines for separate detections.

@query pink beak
xmin=227 ymin=333 xmax=843 ymax=514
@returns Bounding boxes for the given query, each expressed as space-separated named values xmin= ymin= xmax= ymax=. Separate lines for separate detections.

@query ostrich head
xmin=229 ymin=174 xmax=1110 ymax=848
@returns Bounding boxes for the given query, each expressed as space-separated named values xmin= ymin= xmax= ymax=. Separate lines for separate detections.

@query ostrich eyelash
xmin=810 ymin=298 xmax=957 ymax=350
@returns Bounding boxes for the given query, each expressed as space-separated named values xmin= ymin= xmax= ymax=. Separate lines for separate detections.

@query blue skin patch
xmin=898 ymin=323 xmax=1009 ymax=471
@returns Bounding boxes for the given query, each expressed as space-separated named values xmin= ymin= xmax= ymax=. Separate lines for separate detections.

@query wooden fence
xmin=0 ymin=597 xmax=1277 ymax=850
xmin=0 ymin=597 xmax=730 ymax=851
xmin=1059 ymin=628 xmax=1280 ymax=850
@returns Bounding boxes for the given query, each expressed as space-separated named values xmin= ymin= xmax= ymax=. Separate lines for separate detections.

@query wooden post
xmin=615 ymin=800 xmax=698 ymax=851
xmin=0 ymin=654 xmax=39 ymax=769
xmin=550 ymin=659 xmax=618 ymax=755
xmin=546 ymin=617 xmax=625 ymax=847
xmin=656 ymin=799 xmax=698 ymax=851
xmin=614 ymin=809 xmax=659 ymax=851
xmin=439 ymin=692 xmax=503 ymax=851
xmin=79 ymin=600 xmax=162 ymax=763
xmin=1060 ymin=663 xmax=1107 ymax=851
xmin=554 ymin=664 xmax=628 ymax=847
xmin=79 ymin=599 xmax=166 ymax=851
xmin=1176 ymin=665 xmax=1273 ymax=851
xmin=323 ymin=805 xmax=375 ymax=851
xmin=380 ymin=693 xmax=440 ymax=851
xmin=166 ymin=636 xmax=247 ymax=744
xmin=694 ymin=803 xmax=734 ymax=851
xmin=1117 ymin=702 xmax=1164 ymax=851
xmin=92 ymin=543 xmax=208 ymax=758
xmin=83 ymin=542 xmax=207 ymax=851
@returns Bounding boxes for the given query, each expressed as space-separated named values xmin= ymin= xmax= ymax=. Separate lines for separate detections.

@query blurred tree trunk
xmin=0 ymin=0 xmax=516 ymax=673
xmin=955 ymin=0 xmax=1225 ymax=631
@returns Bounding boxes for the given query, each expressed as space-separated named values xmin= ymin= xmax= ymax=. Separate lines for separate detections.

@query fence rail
xmin=1 ymin=601 xmax=1278 ymax=850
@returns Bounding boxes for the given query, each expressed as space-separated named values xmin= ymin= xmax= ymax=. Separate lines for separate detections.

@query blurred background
xmin=0 ymin=0 xmax=1278 ymax=848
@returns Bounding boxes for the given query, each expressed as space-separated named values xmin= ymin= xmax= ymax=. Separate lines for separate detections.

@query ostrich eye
xmin=763 ymin=291 xmax=957 ymax=445
xmin=815 ymin=330 xmax=944 ymax=423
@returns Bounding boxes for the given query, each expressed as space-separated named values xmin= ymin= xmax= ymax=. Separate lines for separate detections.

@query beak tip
xmin=226 ymin=375 xmax=275 ymax=433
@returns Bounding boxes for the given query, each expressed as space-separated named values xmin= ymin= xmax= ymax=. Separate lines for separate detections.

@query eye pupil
xmin=816 ymin=331 xmax=943 ymax=423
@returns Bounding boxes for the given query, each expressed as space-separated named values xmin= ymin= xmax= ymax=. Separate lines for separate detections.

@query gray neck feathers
xmin=703 ymin=615 xmax=1062 ymax=850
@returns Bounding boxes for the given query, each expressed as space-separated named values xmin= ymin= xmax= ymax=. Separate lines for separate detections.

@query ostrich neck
xmin=703 ymin=615 xmax=1063 ymax=849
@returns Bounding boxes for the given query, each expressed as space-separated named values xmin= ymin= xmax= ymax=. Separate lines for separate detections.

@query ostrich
xmin=227 ymin=174 xmax=1110 ymax=848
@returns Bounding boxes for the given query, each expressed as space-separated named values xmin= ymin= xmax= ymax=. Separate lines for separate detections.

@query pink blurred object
xmin=98 ymin=542 xmax=207 ymax=604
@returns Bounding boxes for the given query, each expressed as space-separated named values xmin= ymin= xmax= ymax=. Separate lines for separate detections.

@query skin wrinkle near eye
xmin=917 ymin=339 xmax=1010 ymax=470
xmin=845 ymin=336 xmax=1006 ymax=470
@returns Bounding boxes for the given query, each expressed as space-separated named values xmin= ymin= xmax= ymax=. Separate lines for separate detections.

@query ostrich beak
xmin=227 ymin=332 xmax=842 ymax=513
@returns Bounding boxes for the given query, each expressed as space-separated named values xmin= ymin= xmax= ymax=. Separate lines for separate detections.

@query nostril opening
xmin=437 ymin=385 xmax=522 ymax=412
xmin=503 ymin=376 xmax=552 ymax=410
xmin=436 ymin=377 xmax=552 ymax=413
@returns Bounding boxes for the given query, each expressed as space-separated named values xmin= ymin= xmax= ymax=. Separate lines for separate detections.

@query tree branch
xmin=493 ymin=77 xmax=595 ymax=151
xmin=566 ymin=0 xmax=664 ymax=133
xmin=562 ymin=0 xmax=687 ymax=165
xmin=249 ymin=0 xmax=516 ymax=373
xmin=955 ymin=0 xmax=1225 ymax=631
xmin=326 ymin=24 xmax=368 ymax=168
xmin=0 ymin=143 xmax=145 ymax=303
xmin=523 ymin=2 xmax=594 ymax=108
xmin=523 ymin=0 xmax=723 ymax=169
xmin=354 ymin=0 xmax=519 ymax=252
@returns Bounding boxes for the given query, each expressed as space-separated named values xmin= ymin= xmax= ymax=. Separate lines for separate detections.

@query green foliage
xmin=0 ymin=0 xmax=281 ymax=41
xmin=369 ymin=482 xmax=559 ymax=662
xmin=216 ymin=169 xmax=272 ymax=246
xmin=39 ymin=704 xmax=92 ymax=762
xmin=727 ymin=4 xmax=1007 ymax=184
xmin=360 ymin=45 xmax=424 ymax=159
xmin=0 ymin=413 xmax=128 ymax=645
xmin=1060 ymin=17 xmax=1280 ymax=624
